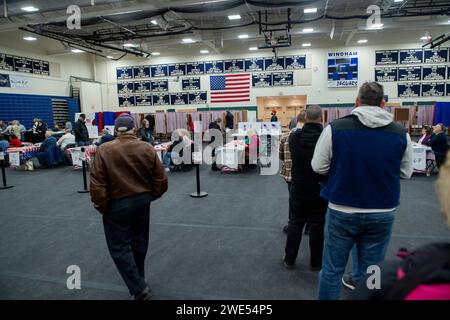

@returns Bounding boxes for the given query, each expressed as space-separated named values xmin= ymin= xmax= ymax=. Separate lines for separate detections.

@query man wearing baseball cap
xmin=90 ymin=114 xmax=168 ymax=300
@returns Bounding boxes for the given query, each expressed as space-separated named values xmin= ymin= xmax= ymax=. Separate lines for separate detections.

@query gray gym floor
xmin=0 ymin=164 xmax=449 ymax=299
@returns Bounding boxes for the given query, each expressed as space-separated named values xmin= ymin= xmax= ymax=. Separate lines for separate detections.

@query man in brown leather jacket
xmin=90 ymin=114 xmax=168 ymax=300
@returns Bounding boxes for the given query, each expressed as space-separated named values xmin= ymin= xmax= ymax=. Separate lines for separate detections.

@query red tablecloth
xmin=6 ymin=146 xmax=40 ymax=153
xmin=66 ymin=145 xmax=97 ymax=163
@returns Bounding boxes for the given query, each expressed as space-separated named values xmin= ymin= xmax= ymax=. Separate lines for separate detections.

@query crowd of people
xmin=85 ymin=82 xmax=449 ymax=300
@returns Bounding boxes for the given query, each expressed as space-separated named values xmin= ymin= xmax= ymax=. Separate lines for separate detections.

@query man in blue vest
xmin=312 ymin=81 xmax=413 ymax=300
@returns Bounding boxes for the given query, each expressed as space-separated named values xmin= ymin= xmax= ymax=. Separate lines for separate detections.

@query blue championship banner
xmin=188 ymin=91 xmax=207 ymax=104
xmin=422 ymin=65 xmax=446 ymax=81
xmin=398 ymin=82 xmax=421 ymax=98
xmin=421 ymin=82 xmax=445 ymax=97
xmin=133 ymin=66 xmax=150 ymax=79
xmin=135 ymin=94 xmax=152 ymax=106
xmin=32 ymin=60 xmax=50 ymax=75
xmin=150 ymin=64 xmax=169 ymax=77
xmin=285 ymin=55 xmax=306 ymax=69
xmin=151 ymin=79 xmax=168 ymax=92
xmin=375 ymin=67 xmax=397 ymax=82
xmin=182 ymin=77 xmax=201 ymax=91
xmin=133 ymin=81 xmax=151 ymax=93
xmin=224 ymin=59 xmax=244 ymax=73
xmin=272 ymin=72 xmax=293 ymax=86
xmin=117 ymin=82 xmax=134 ymax=95
xmin=118 ymin=96 xmax=135 ymax=107
xmin=14 ymin=56 xmax=33 ymax=73
xmin=423 ymin=48 xmax=448 ymax=64
xmin=264 ymin=57 xmax=285 ymax=71
xmin=116 ymin=67 xmax=133 ymax=80
xmin=0 ymin=53 xmax=14 ymax=71
xmin=375 ymin=50 xmax=399 ymax=65
xmin=168 ymin=63 xmax=187 ymax=77
xmin=0 ymin=73 xmax=10 ymax=87
xmin=245 ymin=58 xmax=264 ymax=72
xmin=399 ymin=49 xmax=423 ymax=64
xmin=152 ymin=93 xmax=170 ymax=106
xmin=447 ymin=83 xmax=450 ymax=96
xmin=398 ymin=66 xmax=422 ymax=81
xmin=252 ymin=73 xmax=272 ymax=87
xmin=170 ymin=92 xmax=189 ymax=105
xmin=205 ymin=60 xmax=224 ymax=74
xmin=186 ymin=62 xmax=205 ymax=75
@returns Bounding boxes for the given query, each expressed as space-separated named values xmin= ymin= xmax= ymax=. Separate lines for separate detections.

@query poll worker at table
xmin=284 ymin=106 xmax=327 ymax=271
xmin=163 ymin=129 xmax=193 ymax=172
xmin=139 ymin=119 xmax=154 ymax=144
xmin=280 ymin=110 xmax=306 ymax=234
xmin=312 ymin=81 xmax=413 ymax=300
xmin=8 ymin=134 xmax=22 ymax=148
xmin=36 ymin=131 xmax=57 ymax=167
xmin=208 ymin=117 xmax=222 ymax=171
xmin=417 ymin=126 xmax=432 ymax=146
xmin=57 ymin=128 xmax=76 ymax=150
xmin=95 ymin=129 xmax=115 ymax=146
xmin=90 ymin=114 xmax=168 ymax=300
xmin=0 ymin=133 xmax=9 ymax=151
xmin=429 ymin=123 xmax=449 ymax=169
xmin=74 ymin=113 xmax=89 ymax=146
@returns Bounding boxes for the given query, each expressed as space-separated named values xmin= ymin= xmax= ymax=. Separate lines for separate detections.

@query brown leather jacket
xmin=90 ymin=134 xmax=168 ymax=214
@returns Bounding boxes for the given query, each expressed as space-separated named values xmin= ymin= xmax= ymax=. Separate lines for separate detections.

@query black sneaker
xmin=310 ymin=265 xmax=321 ymax=272
xmin=283 ymin=225 xmax=288 ymax=234
xmin=283 ymin=256 xmax=295 ymax=270
xmin=342 ymin=274 xmax=356 ymax=290
xmin=134 ymin=286 xmax=153 ymax=300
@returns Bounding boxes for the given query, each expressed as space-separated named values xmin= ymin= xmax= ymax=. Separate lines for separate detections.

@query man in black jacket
xmin=284 ymin=105 xmax=328 ymax=271
xmin=225 ymin=111 xmax=234 ymax=130
xmin=209 ymin=118 xmax=222 ymax=171
xmin=74 ymin=114 xmax=89 ymax=146
xmin=430 ymin=123 xmax=449 ymax=168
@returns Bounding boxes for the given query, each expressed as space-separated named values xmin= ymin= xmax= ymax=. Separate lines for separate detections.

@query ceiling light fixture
xmin=357 ymin=39 xmax=368 ymax=44
xmin=182 ymin=38 xmax=194 ymax=43
xmin=123 ymin=43 xmax=138 ymax=47
xmin=200 ymin=50 xmax=209 ymax=54
xmin=151 ymin=20 xmax=158 ymax=25
xmin=23 ymin=36 xmax=37 ymax=41
xmin=304 ymin=8 xmax=317 ymax=13
xmin=151 ymin=52 xmax=160 ymax=55
xmin=420 ymin=36 xmax=430 ymax=40
xmin=21 ymin=6 xmax=39 ymax=12
xmin=238 ymin=34 xmax=249 ymax=39
xmin=228 ymin=14 xmax=241 ymax=20
xmin=71 ymin=49 xmax=84 ymax=53
xmin=302 ymin=28 xmax=314 ymax=33
xmin=302 ymin=43 xmax=311 ymax=47
xmin=249 ymin=47 xmax=258 ymax=51
xmin=106 ymin=56 xmax=114 ymax=59
xmin=394 ymin=0 xmax=404 ymax=2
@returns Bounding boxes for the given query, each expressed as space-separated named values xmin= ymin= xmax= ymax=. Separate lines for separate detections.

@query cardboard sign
xmin=70 ymin=149 xmax=84 ymax=167
xmin=9 ymin=152 xmax=20 ymax=166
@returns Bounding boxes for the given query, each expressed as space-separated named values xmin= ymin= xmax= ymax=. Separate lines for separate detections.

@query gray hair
xmin=358 ymin=82 xmax=384 ymax=106
xmin=215 ymin=117 xmax=222 ymax=123
xmin=306 ymin=105 xmax=322 ymax=122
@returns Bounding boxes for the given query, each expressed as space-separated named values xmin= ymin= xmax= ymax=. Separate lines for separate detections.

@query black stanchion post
xmin=78 ymin=147 xmax=89 ymax=194
xmin=190 ymin=164 xmax=207 ymax=198
xmin=0 ymin=159 xmax=14 ymax=190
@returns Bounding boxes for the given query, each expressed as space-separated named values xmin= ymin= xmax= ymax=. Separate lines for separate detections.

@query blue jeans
xmin=318 ymin=207 xmax=395 ymax=300
xmin=162 ymin=152 xmax=172 ymax=168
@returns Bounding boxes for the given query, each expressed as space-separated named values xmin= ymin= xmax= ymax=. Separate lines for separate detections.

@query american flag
xmin=210 ymin=73 xmax=250 ymax=103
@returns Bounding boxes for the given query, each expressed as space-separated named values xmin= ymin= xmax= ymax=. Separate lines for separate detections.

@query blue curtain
xmin=433 ymin=102 xmax=450 ymax=126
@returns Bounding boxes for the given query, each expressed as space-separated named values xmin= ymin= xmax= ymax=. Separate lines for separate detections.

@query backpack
xmin=383 ymin=244 xmax=450 ymax=300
